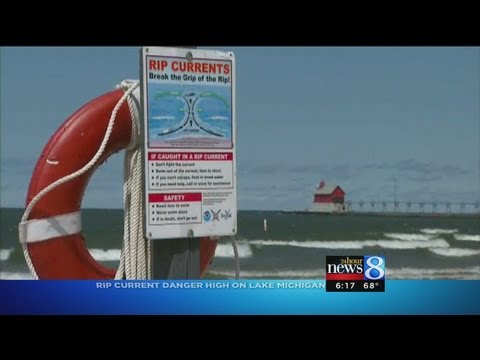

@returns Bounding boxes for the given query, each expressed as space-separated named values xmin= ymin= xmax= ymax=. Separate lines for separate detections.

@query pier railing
xmin=345 ymin=201 xmax=480 ymax=215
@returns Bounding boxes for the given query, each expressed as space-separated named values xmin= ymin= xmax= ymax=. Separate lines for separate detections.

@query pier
xmin=344 ymin=200 xmax=480 ymax=216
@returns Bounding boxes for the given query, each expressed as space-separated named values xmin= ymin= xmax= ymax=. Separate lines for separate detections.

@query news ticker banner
xmin=1 ymin=280 xmax=480 ymax=315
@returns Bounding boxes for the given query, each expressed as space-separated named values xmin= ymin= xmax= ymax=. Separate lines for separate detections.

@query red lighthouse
xmin=310 ymin=180 xmax=348 ymax=213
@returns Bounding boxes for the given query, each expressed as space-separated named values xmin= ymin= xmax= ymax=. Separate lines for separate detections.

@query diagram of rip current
xmin=155 ymin=91 xmax=226 ymax=138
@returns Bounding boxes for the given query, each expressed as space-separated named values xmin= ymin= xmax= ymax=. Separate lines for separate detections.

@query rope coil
xmin=115 ymin=80 xmax=151 ymax=280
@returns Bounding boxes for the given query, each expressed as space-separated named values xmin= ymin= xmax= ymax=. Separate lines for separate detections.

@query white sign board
xmin=141 ymin=47 xmax=237 ymax=240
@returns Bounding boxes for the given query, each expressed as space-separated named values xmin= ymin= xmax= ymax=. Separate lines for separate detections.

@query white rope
xmin=19 ymin=81 xmax=140 ymax=280
xmin=115 ymin=80 xmax=151 ymax=280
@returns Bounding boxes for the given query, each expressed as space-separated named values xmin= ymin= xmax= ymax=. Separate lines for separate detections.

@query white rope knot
xmin=116 ymin=79 xmax=139 ymax=91
xmin=118 ymin=80 xmax=141 ymax=151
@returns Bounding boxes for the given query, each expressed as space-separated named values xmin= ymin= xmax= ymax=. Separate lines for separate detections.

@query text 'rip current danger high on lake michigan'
xmin=96 ymin=281 xmax=326 ymax=289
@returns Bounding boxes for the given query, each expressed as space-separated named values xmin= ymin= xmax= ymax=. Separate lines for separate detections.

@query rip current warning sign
xmin=141 ymin=47 xmax=237 ymax=240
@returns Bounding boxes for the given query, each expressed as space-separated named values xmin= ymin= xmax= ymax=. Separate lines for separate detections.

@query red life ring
xmin=20 ymin=87 xmax=217 ymax=279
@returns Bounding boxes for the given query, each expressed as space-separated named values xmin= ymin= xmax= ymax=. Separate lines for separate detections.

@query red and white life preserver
xmin=18 ymin=85 xmax=217 ymax=279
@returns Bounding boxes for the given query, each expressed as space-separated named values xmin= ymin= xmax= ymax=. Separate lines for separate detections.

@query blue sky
xmin=1 ymin=47 xmax=479 ymax=210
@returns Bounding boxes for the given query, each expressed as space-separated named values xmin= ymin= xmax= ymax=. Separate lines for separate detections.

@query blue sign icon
xmin=203 ymin=210 xmax=211 ymax=222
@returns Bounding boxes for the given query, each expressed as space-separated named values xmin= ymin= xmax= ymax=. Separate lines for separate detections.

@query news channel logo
xmin=325 ymin=255 xmax=385 ymax=292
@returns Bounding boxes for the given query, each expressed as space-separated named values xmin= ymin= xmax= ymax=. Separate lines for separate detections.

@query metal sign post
xmin=140 ymin=46 xmax=237 ymax=279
